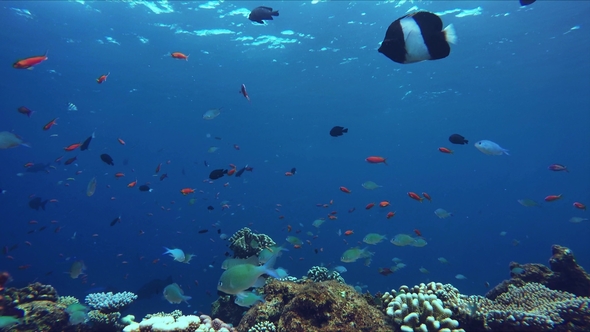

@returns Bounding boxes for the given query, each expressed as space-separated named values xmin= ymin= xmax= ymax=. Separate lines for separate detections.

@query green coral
xmin=56 ymin=295 xmax=79 ymax=307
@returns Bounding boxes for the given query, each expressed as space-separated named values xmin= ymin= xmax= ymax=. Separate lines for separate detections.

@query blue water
xmin=1 ymin=0 xmax=589 ymax=319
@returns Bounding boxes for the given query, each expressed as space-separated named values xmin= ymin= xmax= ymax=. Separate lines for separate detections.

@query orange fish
xmin=114 ymin=172 xmax=125 ymax=178
xmin=171 ymin=52 xmax=189 ymax=60
xmin=117 ymin=138 xmax=126 ymax=145
xmin=365 ymin=156 xmax=387 ymax=165
xmin=227 ymin=168 xmax=236 ymax=176
xmin=339 ymin=186 xmax=351 ymax=194
xmin=43 ymin=118 xmax=58 ymax=131
xmin=438 ymin=147 xmax=453 ymax=154
xmin=240 ymin=84 xmax=250 ymax=101
xmin=422 ymin=192 xmax=432 ymax=202
xmin=407 ymin=192 xmax=423 ymax=202
xmin=414 ymin=229 xmax=422 ymax=237
xmin=64 ymin=143 xmax=82 ymax=151
xmin=544 ymin=194 xmax=562 ymax=202
xmin=13 ymin=51 xmax=48 ymax=69
xmin=285 ymin=172 xmax=293 ymax=176
xmin=379 ymin=201 xmax=390 ymax=208
xmin=365 ymin=203 xmax=375 ymax=210
xmin=180 ymin=188 xmax=195 ymax=195
xmin=328 ymin=215 xmax=338 ymax=220
xmin=344 ymin=230 xmax=354 ymax=236
xmin=96 ymin=72 xmax=110 ymax=84
xmin=386 ymin=211 xmax=395 ymax=219
xmin=127 ymin=179 xmax=137 ymax=188
xmin=573 ymin=202 xmax=586 ymax=210
xmin=24 ymin=162 xmax=34 ymax=168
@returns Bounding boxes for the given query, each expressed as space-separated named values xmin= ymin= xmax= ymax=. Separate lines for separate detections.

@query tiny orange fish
xmin=344 ymin=230 xmax=354 ymax=236
xmin=414 ymin=229 xmax=422 ymax=237
xmin=365 ymin=203 xmax=375 ymax=210
xmin=227 ymin=168 xmax=236 ymax=176
xmin=573 ymin=202 xmax=586 ymax=210
xmin=43 ymin=117 xmax=58 ymax=131
xmin=96 ymin=72 xmax=110 ymax=84
xmin=407 ymin=192 xmax=423 ymax=202
xmin=365 ymin=156 xmax=387 ymax=165
xmin=379 ymin=201 xmax=390 ymax=208
xmin=180 ymin=188 xmax=195 ymax=195
xmin=422 ymin=192 xmax=432 ymax=202
xmin=339 ymin=186 xmax=351 ymax=194
xmin=127 ymin=179 xmax=137 ymax=188
xmin=24 ymin=162 xmax=34 ymax=168
xmin=64 ymin=143 xmax=82 ymax=151
xmin=438 ymin=147 xmax=453 ymax=154
xmin=285 ymin=172 xmax=293 ymax=176
xmin=114 ymin=172 xmax=125 ymax=178
xmin=328 ymin=215 xmax=338 ymax=220
xmin=171 ymin=52 xmax=189 ymax=60
xmin=117 ymin=138 xmax=126 ymax=145
xmin=13 ymin=51 xmax=48 ymax=69
xmin=544 ymin=194 xmax=562 ymax=202
xmin=386 ymin=211 xmax=395 ymax=219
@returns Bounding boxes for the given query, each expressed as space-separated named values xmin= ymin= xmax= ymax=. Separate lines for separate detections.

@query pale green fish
xmin=363 ymin=233 xmax=387 ymax=245
xmin=395 ymin=263 xmax=406 ymax=269
xmin=286 ymin=236 xmax=302 ymax=246
xmin=306 ymin=231 xmax=314 ymax=237
xmin=86 ymin=177 xmax=97 ymax=197
xmin=163 ymin=283 xmax=191 ymax=304
xmin=223 ymin=256 xmax=259 ymax=270
xmin=434 ymin=208 xmax=453 ymax=219
xmin=163 ymin=247 xmax=185 ymax=262
xmin=0 ymin=131 xmax=26 ymax=149
xmin=203 ymin=108 xmax=222 ymax=120
xmin=340 ymin=247 xmax=374 ymax=263
xmin=208 ymin=146 xmax=219 ymax=153
xmin=235 ymin=291 xmax=265 ymax=307
xmin=511 ymin=267 xmax=525 ymax=275
xmin=499 ymin=231 xmax=507 ymax=236
xmin=69 ymin=260 xmax=86 ymax=279
xmin=455 ymin=274 xmax=467 ymax=280
xmin=419 ymin=267 xmax=429 ymax=274
xmin=569 ymin=217 xmax=589 ymax=223
xmin=65 ymin=303 xmax=88 ymax=314
xmin=391 ymin=257 xmax=402 ymax=264
xmin=65 ymin=303 xmax=88 ymax=325
xmin=333 ymin=266 xmax=347 ymax=273
xmin=312 ymin=219 xmax=325 ymax=228
xmin=438 ymin=257 xmax=449 ymax=264
xmin=188 ymin=198 xmax=196 ymax=205
xmin=258 ymin=245 xmax=286 ymax=264
xmin=0 ymin=316 xmax=21 ymax=329
xmin=410 ymin=238 xmax=428 ymax=247
xmin=217 ymin=251 xmax=280 ymax=295
xmin=361 ymin=181 xmax=382 ymax=190
xmin=517 ymin=199 xmax=540 ymax=207
xmin=390 ymin=234 xmax=415 ymax=246
xmin=474 ymin=140 xmax=509 ymax=155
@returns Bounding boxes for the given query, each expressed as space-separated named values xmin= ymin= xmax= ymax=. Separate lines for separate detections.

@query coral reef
xmin=306 ymin=266 xmax=345 ymax=283
xmin=57 ymin=296 xmax=80 ymax=307
xmin=3 ymin=282 xmax=58 ymax=306
xmin=486 ymin=245 xmax=590 ymax=300
xmin=122 ymin=311 xmax=236 ymax=332
xmin=211 ymin=295 xmax=248 ymax=327
xmin=85 ymin=291 xmax=137 ymax=313
xmin=228 ymin=227 xmax=276 ymax=258
xmin=248 ymin=320 xmax=277 ymax=332
xmin=238 ymin=279 xmax=391 ymax=332
xmin=87 ymin=310 xmax=123 ymax=331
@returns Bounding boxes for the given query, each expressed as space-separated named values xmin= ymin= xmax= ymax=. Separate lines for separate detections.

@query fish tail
xmin=262 ymin=250 xmax=280 ymax=279
xmin=443 ymin=24 xmax=457 ymax=44
xmin=503 ymin=149 xmax=510 ymax=156
xmin=272 ymin=10 xmax=279 ymax=16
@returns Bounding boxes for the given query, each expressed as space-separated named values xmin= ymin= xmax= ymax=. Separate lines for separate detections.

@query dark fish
xmin=100 ymin=154 xmax=114 ymax=166
xmin=207 ymin=205 xmax=214 ymax=211
xmin=248 ymin=6 xmax=279 ymax=24
xmin=378 ymin=11 xmax=457 ymax=64
xmin=245 ymin=166 xmax=254 ymax=172
xmin=25 ymin=163 xmax=51 ymax=173
xmin=136 ymin=276 xmax=173 ymax=300
xmin=110 ymin=215 xmax=121 ymax=226
xmin=38 ymin=226 xmax=47 ymax=231
xmin=198 ymin=229 xmax=209 ymax=234
xmin=448 ymin=134 xmax=468 ymax=145
xmin=235 ymin=166 xmax=247 ymax=177
xmin=160 ymin=173 xmax=168 ymax=181
xmin=29 ymin=197 xmax=48 ymax=211
xmin=139 ymin=185 xmax=153 ymax=192
xmin=64 ymin=156 xmax=77 ymax=165
xmin=224 ymin=251 xmax=230 ymax=257
xmin=27 ymin=230 xmax=35 ymax=234
xmin=378 ymin=267 xmax=394 ymax=276
xmin=519 ymin=0 xmax=535 ymax=5
xmin=329 ymin=126 xmax=348 ymax=137
xmin=290 ymin=167 xmax=296 ymax=175
xmin=80 ymin=132 xmax=95 ymax=151
xmin=217 ymin=229 xmax=221 ymax=234
xmin=204 ymin=160 xmax=209 ymax=167
xmin=314 ymin=249 xmax=318 ymax=254
xmin=209 ymin=169 xmax=228 ymax=180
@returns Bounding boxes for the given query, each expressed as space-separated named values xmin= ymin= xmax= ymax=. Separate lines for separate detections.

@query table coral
xmin=306 ymin=266 xmax=345 ymax=283
xmin=85 ymin=291 xmax=137 ymax=313
xmin=228 ymin=227 xmax=276 ymax=258
xmin=122 ymin=312 xmax=236 ymax=332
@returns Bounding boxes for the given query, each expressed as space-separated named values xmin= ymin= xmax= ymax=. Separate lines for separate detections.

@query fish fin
xmin=272 ymin=10 xmax=279 ymax=16
xmin=255 ymin=20 xmax=264 ymax=24
xmin=443 ymin=24 xmax=458 ymax=44
xmin=503 ymin=150 xmax=510 ymax=156
xmin=261 ymin=249 xmax=280 ymax=279
xmin=253 ymin=277 xmax=266 ymax=288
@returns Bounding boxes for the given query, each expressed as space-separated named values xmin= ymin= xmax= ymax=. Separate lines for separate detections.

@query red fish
xmin=180 ymin=188 xmax=195 ymax=195
xmin=544 ymin=194 xmax=562 ymax=202
xmin=438 ymin=147 xmax=453 ymax=154
xmin=227 ymin=168 xmax=236 ymax=176
xmin=114 ymin=172 xmax=125 ymax=178
xmin=127 ymin=179 xmax=137 ymax=188
xmin=13 ymin=51 xmax=48 ymax=69
xmin=17 ymin=106 xmax=34 ymax=117
xmin=414 ymin=229 xmax=422 ymax=237
xmin=378 ymin=267 xmax=394 ymax=276
xmin=379 ymin=201 xmax=390 ymax=208
xmin=285 ymin=172 xmax=294 ymax=176
xmin=573 ymin=202 xmax=586 ymax=210
xmin=339 ymin=186 xmax=351 ymax=194
xmin=407 ymin=192 xmax=423 ymax=202
xmin=344 ymin=230 xmax=354 ymax=236
xmin=548 ymin=164 xmax=568 ymax=172
xmin=64 ymin=157 xmax=77 ymax=165
xmin=155 ymin=163 xmax=161 ymax=174
xmin=43 ymin=118 xmax=58 ymax=131
xmin=422 ymin=192 xmax=432 ymax=202
xmin=64 ymin=143 xmax=82 ymax=151
xmin=96 ymin=72 xmax=110 ymax=84
xmin=240 ymin=84 xmax=250 ymax=101
xmin=386 ymin=211 xmax=396 ymax=219
xmin=365 ymin=156 xmax=387 ymax=165
xmin=171 ymin=52 xmax=189 ymax=60
xmin=117 ymin=138 xmax=126 ymax=145
xmin=365 ymin=203 xmax=375 ymax=210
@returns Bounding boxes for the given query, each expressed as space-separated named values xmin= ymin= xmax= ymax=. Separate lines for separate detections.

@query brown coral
xmin=228 ymin=227 xmax=276 ymax=258
xmin=3 ymin=282 xmax=58 ymax=307
xmin=238 ymin=280 xmax=391 ymax=332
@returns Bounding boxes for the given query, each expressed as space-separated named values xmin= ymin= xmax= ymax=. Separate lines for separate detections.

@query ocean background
xmin=1 ymin=0 xmax=589 ymax=319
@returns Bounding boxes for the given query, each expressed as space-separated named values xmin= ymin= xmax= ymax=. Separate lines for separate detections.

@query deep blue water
xmin=1 ymin=0 xmax=589 ymax=319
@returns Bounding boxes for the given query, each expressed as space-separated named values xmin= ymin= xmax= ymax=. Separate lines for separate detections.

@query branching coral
xmin=306 ymin=266 xmax=345 ymax=283
xmin=228 ymin=227 xmax=276 ymax=258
